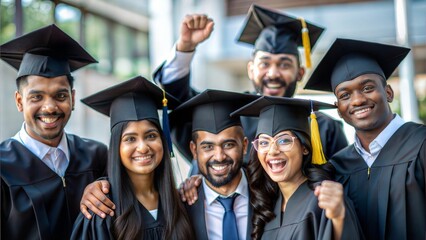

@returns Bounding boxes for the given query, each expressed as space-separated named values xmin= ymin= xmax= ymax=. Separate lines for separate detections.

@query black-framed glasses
xmin=252 ymin=135 xmax=297 ymax=153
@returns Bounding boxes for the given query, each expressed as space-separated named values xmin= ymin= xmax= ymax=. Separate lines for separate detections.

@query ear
xmin=385 ymin=84 xmax=394 ymax=103
xmin=242 ymin=136 xmax=249 ymax=155
xmin=247 ymin=60 xmax=254 ymax=80
xmin=71 ymin=89 xmax=76 ymax=110
xmin=15 ymin=91 xmax=24 ymax=112
xmin=190 ymin=140 xmax=198 ymax=160
xmin=335 ymin=101 xmax=343 ymax=119
xmin=302 ymin=146 xmax=310 ymax=155
xmin=296 ymin=66 xmax=305 ymax=82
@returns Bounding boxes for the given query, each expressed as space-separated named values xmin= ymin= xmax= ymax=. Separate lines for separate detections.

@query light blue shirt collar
xmin=12 ymin=122 xmax=70 ymax=162
xmin=354 ymin=114 xmax=405 ymax=167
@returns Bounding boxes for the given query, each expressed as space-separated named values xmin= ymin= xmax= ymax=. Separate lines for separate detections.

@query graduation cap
xmin=168 ymin=90 xmax=259 ymax=160
xmin=304 ymin=38 xmax=410 ymax=92
xmin=0 ymin=24 xmax=97 ymax=79
xmin=81 ymin=76 xmax=181 ymax=156
xmin=236 ymin=4 xmax=325 ymax=68
xmin=231 ymin=96 xmax=336 ymax=165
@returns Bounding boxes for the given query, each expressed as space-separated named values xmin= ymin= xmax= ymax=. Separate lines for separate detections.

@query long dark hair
xmin=247 ymin=130 xmax=335 ymax=240
xmin=108 ymin=120 xmax=193 ymax=240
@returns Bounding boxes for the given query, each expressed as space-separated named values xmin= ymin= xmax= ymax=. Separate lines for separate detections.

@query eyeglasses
xmin=252 ymin=135 xmax=297 ymax=153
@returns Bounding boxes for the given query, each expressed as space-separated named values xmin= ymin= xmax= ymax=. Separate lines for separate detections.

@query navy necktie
xmin=217 ymin=194 xmax=239 ymax=240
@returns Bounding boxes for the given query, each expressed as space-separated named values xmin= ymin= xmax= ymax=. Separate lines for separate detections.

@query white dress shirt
xmin=354 ymin=114 xmax=405 ymax=167
xmin=12 ymin=123 xmax=70 ymax=177
xmin=202 ymin=169 xmax=249 ymax=240
xmin=161 ymin=44 xmax=194 ymax=84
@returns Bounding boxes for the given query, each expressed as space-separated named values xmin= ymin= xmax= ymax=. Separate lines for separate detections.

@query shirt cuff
xmin=161 ymin=43 xmax=195 ymax=85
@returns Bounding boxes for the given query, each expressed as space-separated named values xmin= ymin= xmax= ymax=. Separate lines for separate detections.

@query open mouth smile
xmin=267 ymin=159 xmax=287 ymax=173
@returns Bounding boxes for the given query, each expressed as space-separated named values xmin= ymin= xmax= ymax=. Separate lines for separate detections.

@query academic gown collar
xmin=332 ymin=122 xmax=423 ymax=174
xmin=1 ymin=134 xmax=84 ymax=186
xmin=264 ymin=181 xmax=311 ymax=231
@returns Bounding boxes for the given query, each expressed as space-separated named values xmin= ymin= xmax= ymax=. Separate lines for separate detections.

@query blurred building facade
xmin=1 ymin=0 xmax=425 ymax=179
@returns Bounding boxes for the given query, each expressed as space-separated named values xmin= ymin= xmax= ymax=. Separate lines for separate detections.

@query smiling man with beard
xmin=153 ymin=4 xmax=348 ymax=168
xmin=169 ymin=89 xmax=258 ymax=240
xmin=0 ymin=25 xmax=107 ymax=240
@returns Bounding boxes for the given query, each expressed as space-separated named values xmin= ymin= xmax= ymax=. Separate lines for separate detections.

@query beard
xmin=33 ymin=112 xmax=66 ymax=140
xmin=200 ymin=157 xmax=243 ymax=188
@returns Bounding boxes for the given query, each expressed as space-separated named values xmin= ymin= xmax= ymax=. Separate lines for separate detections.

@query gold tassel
xmin=299 ymin=18 xmax=312 ymax=68
xmin=310 ymin=109 xmax=326 ymax=165
xmin=162 ymin=89 xmax=168 ymax=107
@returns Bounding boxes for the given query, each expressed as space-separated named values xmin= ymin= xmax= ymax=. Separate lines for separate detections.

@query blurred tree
xmin=419 ymin=97 xmax=426 ymax=123
xmin=1 ymin=0 xmax=54 ymax=43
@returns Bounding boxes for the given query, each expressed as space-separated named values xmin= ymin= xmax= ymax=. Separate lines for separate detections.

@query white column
xmin=394 ymin=0 xmax=420 ymax=122
xmin=149 ymin=0 xmax=175 ymax=71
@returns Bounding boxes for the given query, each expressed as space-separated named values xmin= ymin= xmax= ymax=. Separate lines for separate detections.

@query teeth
xmin=269 ymin=159 xmax=285 ymax=164
xmin=40 ymin=117 xmax=59 ymax=123
xmin=211 ymin=165 xmax=227 ymax=171
xmin=268 ymin=159 xmax=286 ymax=171
xmin=354 ymin=108 xmax=370 ymax=115
xmin=134 ymin=156 xmax=152 ymax=161
xmin=266 ymin=84 xmax=281 ymax=89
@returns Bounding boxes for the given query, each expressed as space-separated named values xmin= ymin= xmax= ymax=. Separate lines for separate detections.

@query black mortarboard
xmin=81 ymin=76 xmax=180 ymax=131
xmin=304 ymin=38 xmax=410 ymax=92
xmin=231 ymin=96 xmax=335 ymax=137
xmin=0 ymin=24 xmax=97 ymax=79
xmin=169 ymin=90 xmax=259 ymax=160
xmin=236 ymin=4 xmax=324 ymax=66
xmin=232 ymin=96 xmax=336 ymax=164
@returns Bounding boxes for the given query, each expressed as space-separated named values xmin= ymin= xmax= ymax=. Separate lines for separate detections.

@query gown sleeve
xmin=70 ymin=212 xmax=113 ymax=240
xmin=317 ymin=196 xmax=365 ymax=240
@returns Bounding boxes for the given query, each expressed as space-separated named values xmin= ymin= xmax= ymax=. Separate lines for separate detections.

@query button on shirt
xmin=203 ymin=170 xmax=249 ymax=240
xmin=12 ymin=123 xmax=70 ymax=177
xmin=354 ymin=114 xmax=405 ymax=167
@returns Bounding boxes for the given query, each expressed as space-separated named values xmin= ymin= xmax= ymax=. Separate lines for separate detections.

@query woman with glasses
xmin=71 ymin=77 xmax=194 ymax=240
xmin=231 ymin=96 xmax=363 ymax=240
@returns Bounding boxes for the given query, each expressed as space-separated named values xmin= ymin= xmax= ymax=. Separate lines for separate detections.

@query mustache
xmin=35 ymin=113 xmax=65 ymax=118
xmin=261 ymin=78 xmax=287 ymax=87
xmin=206 ymin=158 xmax=234 ymax=167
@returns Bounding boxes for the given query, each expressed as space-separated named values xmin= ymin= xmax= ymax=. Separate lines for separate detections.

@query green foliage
xmin=391 ymin=95 xmax=426 ymax=124
xmin=419 ymin=97 xmax=426 ymax=124
xmin=1 ymin=0 xmax=54 ymax=43
xmin=1 ymin=0 xmax=150 ymax=79
xmin=1 ymin=1 xmax=15 ymax=43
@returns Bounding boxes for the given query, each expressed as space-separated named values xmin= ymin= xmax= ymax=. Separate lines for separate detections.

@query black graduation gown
xmin=154 ymin=67 xmax=348 ymax=166
xmin=330 ymin=122 xmax=426 ymax=240
xmin=71 ymin=200 xmax=165 ymax=240
xmin=261 ymin=181 xmax=363 ymax=240
xmin=1 ymin=135 xmax=107 ymax=240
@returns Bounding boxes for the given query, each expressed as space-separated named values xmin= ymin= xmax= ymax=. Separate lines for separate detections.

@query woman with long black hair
xmin=232 ymin=96 xmax=363 ymax=240
xmin=71 ymin=76 xmax=194 ymax=240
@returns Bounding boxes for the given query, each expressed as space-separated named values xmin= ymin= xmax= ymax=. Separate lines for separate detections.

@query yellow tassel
xmin=310 ymin=111 xmax=326 ymax=165
xmin=162 ymin=89 xmax=168 ymax=107
xmin=299 ymin=18 xmax=312 ymax=68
